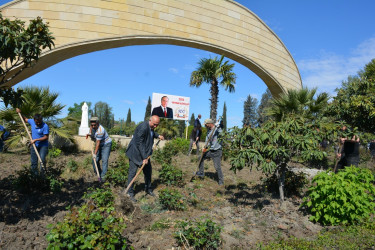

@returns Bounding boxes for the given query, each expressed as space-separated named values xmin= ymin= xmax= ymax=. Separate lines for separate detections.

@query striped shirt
xmin=93 ymin=125 xmax=112 ymax=146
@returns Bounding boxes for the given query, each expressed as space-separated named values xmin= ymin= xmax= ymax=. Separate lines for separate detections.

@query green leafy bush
xmin=111 ymin=139 xmax=119 ymax=151
xmin=174 ymin=217 xmax=222 ymax=249
xmin=302 ymin=166 xmax=375 ymax=225
xmin=47 ymin=186 xmax=130 ymax=249
xmin=48 ymin=147 xmax=61 ymax=158
xmin=106 ymin=154 xmax=129 ymax=186
xmin=67 ymin=158 xmax=79 ymax=172
xmin=84 ymin=185 xmax=114 ymax=208
xmin=10 ymin=166 xmax=63 ymax=193
xmin=263 ymin=169 xmax=308 ymax=197
xmin=153 ymin=138 xmax=190 ymax=164
xmin=159 ymin=163 xmax=184 ymax=186
xmin=159 ymin=188 xmax=186 ymax=211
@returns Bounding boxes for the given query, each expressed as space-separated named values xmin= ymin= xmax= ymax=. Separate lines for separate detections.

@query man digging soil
xmin=125 ymin=115 xmax=164 ymax=202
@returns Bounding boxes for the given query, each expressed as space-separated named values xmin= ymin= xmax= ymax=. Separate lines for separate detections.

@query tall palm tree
xmin=0 ymin=86 xmax=73 ymax=149
xmin=190 ymin=55 xmax=236 ymax=121
xmin=267 ymin=87 xmax=329 ymax=121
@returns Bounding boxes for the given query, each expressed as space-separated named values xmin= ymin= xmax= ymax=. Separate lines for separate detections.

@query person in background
xmin=188 ymin=125 xmax=202 ymax=156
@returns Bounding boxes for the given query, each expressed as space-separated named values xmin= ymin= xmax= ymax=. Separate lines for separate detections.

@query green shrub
xmin=111 ymin=139 xmax=119 ymax=151
xmin=106 ymin=156 xmax=129 ymax=186
xmin=153 ymin=138 xmax=190 ymax=164
xmin=263 ymin=169 xmax=308 ymax=197
xmin=46 ymin=203 xmax=129 ymax=249
xmin=10 ymin=167 xmax=63 ymax=193
xmin=159 ymin=188 xmax=186 ymax=211
xmin=159 ymin=164 xmax=184 ymax=186
xmin=47 ymin=186 xmax=130 ymax=249
xmin=84 ymin=185 xmax=114 ymax=208
xmin=302 ymin=166 xmax=375 ymax=225
xmin=48 ymin=147 xmax=62 ymax=158
xmin=174 ymin=217 xmax=222 ymax=249
xmin=67 ymin=158 xmax=79 ymax=172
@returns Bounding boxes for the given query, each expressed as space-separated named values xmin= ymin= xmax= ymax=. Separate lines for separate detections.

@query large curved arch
xmin=1 ymin=0 xmax=302 ymax=96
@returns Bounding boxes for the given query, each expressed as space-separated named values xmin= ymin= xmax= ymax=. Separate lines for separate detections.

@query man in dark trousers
xmin=16 ymin=108 xmax=49 ymax=175
xmin=126 ymin=115 xmax=164 ymax=202
xmin=151 ymin=96 xmax=173 ymax=119
xmin=196 ymin=119 xmax=224 ymax=185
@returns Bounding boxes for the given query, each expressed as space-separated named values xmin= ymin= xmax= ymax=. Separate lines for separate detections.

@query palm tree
xmin=155 ymin=118 xmax=180 ymax=139
xmin=0 ymin=86 xmax=73 ymax=149
xmin=267 ymin=87 xmax=329 ymax=122
xmin=190 ymin=55 xmax=236 ymax=121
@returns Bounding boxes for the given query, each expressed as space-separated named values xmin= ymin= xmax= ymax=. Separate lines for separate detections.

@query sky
xmin=1 ymin=0 xmax=375 ymax=128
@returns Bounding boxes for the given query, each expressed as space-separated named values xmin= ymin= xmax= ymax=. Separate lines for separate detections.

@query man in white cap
xmin=86 ymin=117 xmax=112 ymax=181
xmin=196 ymin=118 xmax=224 ymax=185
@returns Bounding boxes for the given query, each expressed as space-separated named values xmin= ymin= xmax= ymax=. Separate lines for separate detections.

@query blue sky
xmin=1 ymin=0 xmax=375 ymax=128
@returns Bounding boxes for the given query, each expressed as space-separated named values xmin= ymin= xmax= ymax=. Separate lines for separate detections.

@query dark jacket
xmin=126 ymin=121 xmax=159 ymax=165
xmin=194 ymin=118 xmax=201 ymax=128
xmin=151 ymin=106 xmax=173 ymax=119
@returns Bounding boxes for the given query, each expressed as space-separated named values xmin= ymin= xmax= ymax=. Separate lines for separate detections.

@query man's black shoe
xmin=146 ymin=191 xmax=156 ymax=197
xmin=127 ymin=193 xmax=137 ymax=202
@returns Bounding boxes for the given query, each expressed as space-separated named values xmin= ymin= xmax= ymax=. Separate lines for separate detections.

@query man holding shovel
xmin=125 ymin=115 xmax=164 ymax=202
xmin=86 ymin=117 xmax=112 ymax=181
xmin=195 ymin=119 xmax=224 ymax=186
xmin=16 ymin=108 xmax=49 ymax=175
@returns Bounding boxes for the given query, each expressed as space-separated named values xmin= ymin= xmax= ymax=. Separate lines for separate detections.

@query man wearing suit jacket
xmin=151 ymin=96 xmax=173 ymax=119
xmin=126 ymin=115 xmax=164 ymax=202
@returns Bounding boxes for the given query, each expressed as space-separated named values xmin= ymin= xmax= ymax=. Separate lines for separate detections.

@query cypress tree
xmin=144 ymin=96 xmax=151 ymax=120
xmin=243 ymin=95 xmax=258 ymax=127
xmin=126 ymin=108 xmax=131 ymax=126
xmin=222 ymin=102 xmax=227 ymax=131
xmin=189 ymin=113 xmax=195 ymax=126
xmin=257 ymin=89 xmax=273 ymax=126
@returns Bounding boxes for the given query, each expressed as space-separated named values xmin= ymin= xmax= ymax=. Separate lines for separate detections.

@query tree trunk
xmin=209 ymin=79 xmax=219 ymax=121
xmin=276 ymin=164 xmax=287 ymax=203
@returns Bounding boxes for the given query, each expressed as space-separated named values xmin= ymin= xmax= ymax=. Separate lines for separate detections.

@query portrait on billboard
xmin=151 ymin=93 xmax=190 ymax=120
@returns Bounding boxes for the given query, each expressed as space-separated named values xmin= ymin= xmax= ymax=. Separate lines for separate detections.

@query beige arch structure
xmin=1 ymin=0 xmax=302 ymax=95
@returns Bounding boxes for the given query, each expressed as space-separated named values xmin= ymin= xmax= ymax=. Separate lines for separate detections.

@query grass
xmin=259 ymin=221 xmax=375 ymax=249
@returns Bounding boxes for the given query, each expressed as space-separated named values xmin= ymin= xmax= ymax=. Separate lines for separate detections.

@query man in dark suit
xmin=194 ymin=114 xmax=202 ymax=128
xmin=126 ymin=115 xmax=164 ymax=201
xmin=151 ymin=96 xmax=173 ymax=119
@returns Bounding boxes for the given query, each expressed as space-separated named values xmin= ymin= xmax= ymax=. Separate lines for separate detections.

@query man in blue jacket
xmin=126 ymin=115 xmax=164 ymax=201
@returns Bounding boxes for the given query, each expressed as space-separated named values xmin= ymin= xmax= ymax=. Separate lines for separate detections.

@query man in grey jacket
xmin=196 ymin=118 xmax=224 ymax=185
xmin=126 ymin=115 xmax=164 ymax=201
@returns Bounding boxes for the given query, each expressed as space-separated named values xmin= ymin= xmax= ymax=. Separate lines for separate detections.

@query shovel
xmin=91 ymin=145 xmax=102 ymax=182
xmin=17 ymin=112 xmax=46 ymax=173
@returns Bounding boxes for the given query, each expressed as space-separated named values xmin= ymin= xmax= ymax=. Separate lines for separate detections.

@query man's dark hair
xmin=34 ymin=114 xmax=43 ymax=120
xmin=161 ymin=96 xmax=168 ymax=101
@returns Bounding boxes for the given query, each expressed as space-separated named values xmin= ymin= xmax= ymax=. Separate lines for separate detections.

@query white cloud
xmin=298 ymin=36 xmax=375 ymax=94
xmin=169 ymin=67 xmax=178 ymax=74
xmin=141 ymin=99 xmax=148 ymax=104
xmin=122 ymin=100 xmax=134 ymax=105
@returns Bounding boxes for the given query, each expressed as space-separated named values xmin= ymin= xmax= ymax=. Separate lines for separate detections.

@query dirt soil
xmin=0 ymin=149 xmax=324 ymax=249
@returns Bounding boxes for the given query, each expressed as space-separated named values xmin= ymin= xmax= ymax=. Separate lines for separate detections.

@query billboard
xmin=151 ymin=93 xmax=190 ymax=121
